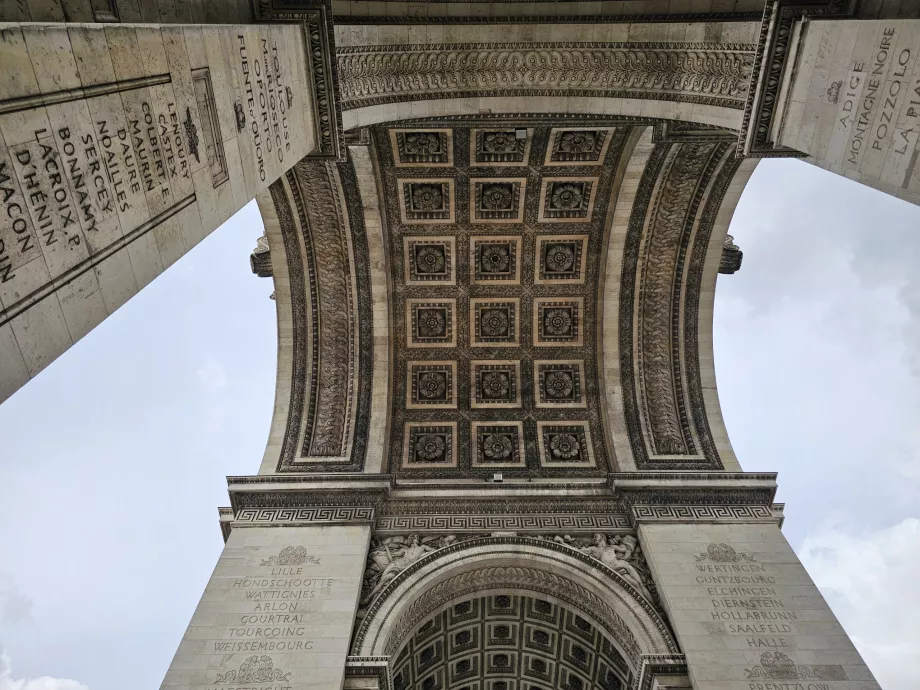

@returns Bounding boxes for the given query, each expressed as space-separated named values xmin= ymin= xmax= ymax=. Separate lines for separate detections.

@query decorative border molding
xmin=338 ymin=43 xmax=756 ymax=112
xmin=234 ymin=506 xmax=376 ymax=523
xmin=635 ymin=654 xmax=689 ymax=690
xmin=379 ymin=498 xmax=625 ymax=516
xmin=345 ymin=657 xmax=392 ymax=690
xmin=375 ymin=513 xmax=632 ymax=533
xmin=618 ymin=140 xmax=738 ymax=470
xmin=272 ymin=154 xmax=374 ymax=472
xmin=631 ymin=504 xmax=777 ymax=523
xmin=335 ymin=12 xmax=763 ymax=25
xmin=737 ymin=0 xmax=857 ymax=157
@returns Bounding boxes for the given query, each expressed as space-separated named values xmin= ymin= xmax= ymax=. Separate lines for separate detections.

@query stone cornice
xmin=611 ymin=471 xmax=780 ymax=526
xmin=737 ymin=0 xmax=857 ymax=157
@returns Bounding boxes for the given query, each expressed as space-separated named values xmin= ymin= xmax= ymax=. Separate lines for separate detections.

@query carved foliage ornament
xmin=745 ymin=652 xmax=846 ymax=681
xmin=293 ymin=162 xmax=358 ymax=458
xmin=337 ymin=44 xmax=756 ymax=111
xmin=694 ymin=542 xmax=755 ymax=563
xmin=215 ymin=656 xmax=291 ymax=684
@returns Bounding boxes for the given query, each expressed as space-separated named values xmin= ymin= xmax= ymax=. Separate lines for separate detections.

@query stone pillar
xmin=160 ymin=523 xmax=371 ymax=690
xmin=772 ymin=18 xmax=920 ymax=205
xmin=0 ymin=21 xmax=317 ymax=402
xmin=639 ymin=520 xmax=880 ymax=689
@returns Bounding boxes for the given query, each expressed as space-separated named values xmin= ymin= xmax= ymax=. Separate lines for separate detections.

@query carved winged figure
xmin=360 ymin=534 xmax=436 ymax=606
xmin=585 ymin=534 xmax=649 ymax=594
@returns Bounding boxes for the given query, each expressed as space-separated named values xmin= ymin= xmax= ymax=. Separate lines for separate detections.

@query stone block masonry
xmin=639 ymin=522 xmax=881 ymax=690
xmin=161 ymin=524 xmax=371 ymax=690
xmin=777 ymin=18 xmax=920 ymax=206
xmin=0 ymin=22 xmax=315 ymax=403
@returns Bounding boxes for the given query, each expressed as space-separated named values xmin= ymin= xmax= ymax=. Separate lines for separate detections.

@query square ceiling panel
xmin=375 ymin=122 xmax=627 ymax=478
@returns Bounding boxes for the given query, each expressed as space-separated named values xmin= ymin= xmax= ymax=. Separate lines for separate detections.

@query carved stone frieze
xmin=533 ymin=533 xmax=659 ymax=608
xmin=338 ymin=43 xmax=756 ymax=111
xmin=619 ymin=140 xmax=741 ymax=469
xmin=358 ymin=534 xmax=486 ymax=616
xmin=271 ymin=155 xmax=374 ymax=472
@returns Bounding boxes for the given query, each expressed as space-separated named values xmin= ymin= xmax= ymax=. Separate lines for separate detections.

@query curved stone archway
xmin=257 ymin=114 xmax=758 ymax=476
xmin=352 ymin=537 xmax=679 ymax=674
xmin=386 ymin=593 xmax=634 ymax=690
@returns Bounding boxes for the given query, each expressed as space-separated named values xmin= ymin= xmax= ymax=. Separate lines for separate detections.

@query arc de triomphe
xmin=0 ymin=1 xmax=907 ymax=687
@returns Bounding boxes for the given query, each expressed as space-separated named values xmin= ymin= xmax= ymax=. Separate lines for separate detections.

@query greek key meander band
xmin=228 ymin=505 xmax=775 ymax=526
xmin=631 ymin=504 xmax=775 ymax=521
xmin=234 ymin=507 xmax=376 ymax=523
xmin=375 ymin=514 xmax=632 ymax=532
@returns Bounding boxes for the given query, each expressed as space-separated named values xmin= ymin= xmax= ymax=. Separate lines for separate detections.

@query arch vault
xmin=0 ymin=1 xmax=900 ymax=688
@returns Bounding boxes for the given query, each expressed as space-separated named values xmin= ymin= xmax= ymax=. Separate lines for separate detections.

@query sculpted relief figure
xmin=547 ymin=533 xmax=657 ymax=603
xmin=360 ymin=535 xmax=448 ymax=608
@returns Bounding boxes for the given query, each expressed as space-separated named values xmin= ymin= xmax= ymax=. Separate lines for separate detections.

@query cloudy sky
xmin=0 ymin=159 xmax=918 ymax=689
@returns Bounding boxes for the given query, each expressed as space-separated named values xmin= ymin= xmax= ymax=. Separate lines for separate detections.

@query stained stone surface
xmin=638 ymin=522 xmax=881 ymax=690
xmin=0 ymin=22 xmax=314 ymax=402
xmin=161 ymin=524 xmax=370 ymax=690
xmin=777 ymin=18 xmax=920 ymax=206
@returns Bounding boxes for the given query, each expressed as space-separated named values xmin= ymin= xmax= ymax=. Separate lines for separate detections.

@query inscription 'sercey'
xmin=0 ymin=94 xmax=192 ymax=285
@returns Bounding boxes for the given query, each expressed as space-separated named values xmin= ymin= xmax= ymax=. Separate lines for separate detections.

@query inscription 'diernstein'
xmin=693 ymin=543 xmax=847 ymax=689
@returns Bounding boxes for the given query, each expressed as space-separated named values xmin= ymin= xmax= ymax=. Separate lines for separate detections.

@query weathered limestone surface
xmin=639 ymin=522 xmax=881 ymax=690
xmin=0 ymin=22 xmax=314 ymax=402
xmin=161 ymin=524 xmax=371 ymax=690
xmin=0 ymin=0 xmax=253 ymax=24
xmin=777 ymin=18 xmax=920 ymax=205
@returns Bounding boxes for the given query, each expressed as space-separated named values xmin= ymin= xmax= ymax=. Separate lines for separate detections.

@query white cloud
xmin=799 ymin=518 xmax=920 ymax=690
xmin=0 ymin=574 xmax=32 ymax=624
xmin=0 ymin=652 xmax=88 ymax=690
xmin=195 ymin=357 xmax=228 ymax=391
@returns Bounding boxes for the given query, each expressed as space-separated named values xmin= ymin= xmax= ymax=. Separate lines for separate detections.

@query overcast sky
xmin=0 ymin=159 xmax=918 ymax=690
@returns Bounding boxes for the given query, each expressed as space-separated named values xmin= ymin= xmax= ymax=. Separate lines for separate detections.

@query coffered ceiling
xmin=374 ymin=123 xmax=629 ymax=478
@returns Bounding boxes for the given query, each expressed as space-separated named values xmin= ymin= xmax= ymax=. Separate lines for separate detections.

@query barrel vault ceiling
xmin=262 ymin=115 xmax=748 ymax=478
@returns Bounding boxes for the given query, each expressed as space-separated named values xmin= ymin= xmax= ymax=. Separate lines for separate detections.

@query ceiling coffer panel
xmin=376 ymin=123 xmax=630 ymax=478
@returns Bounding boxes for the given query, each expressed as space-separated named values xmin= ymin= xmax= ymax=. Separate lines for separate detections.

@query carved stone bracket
xmin=250 ymin=234 xmax=273 ymax=277
xmin=254 ymin=0 xmax=344 ymax=160
xmin=738 ymin=0 xmax=857 ymax=157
